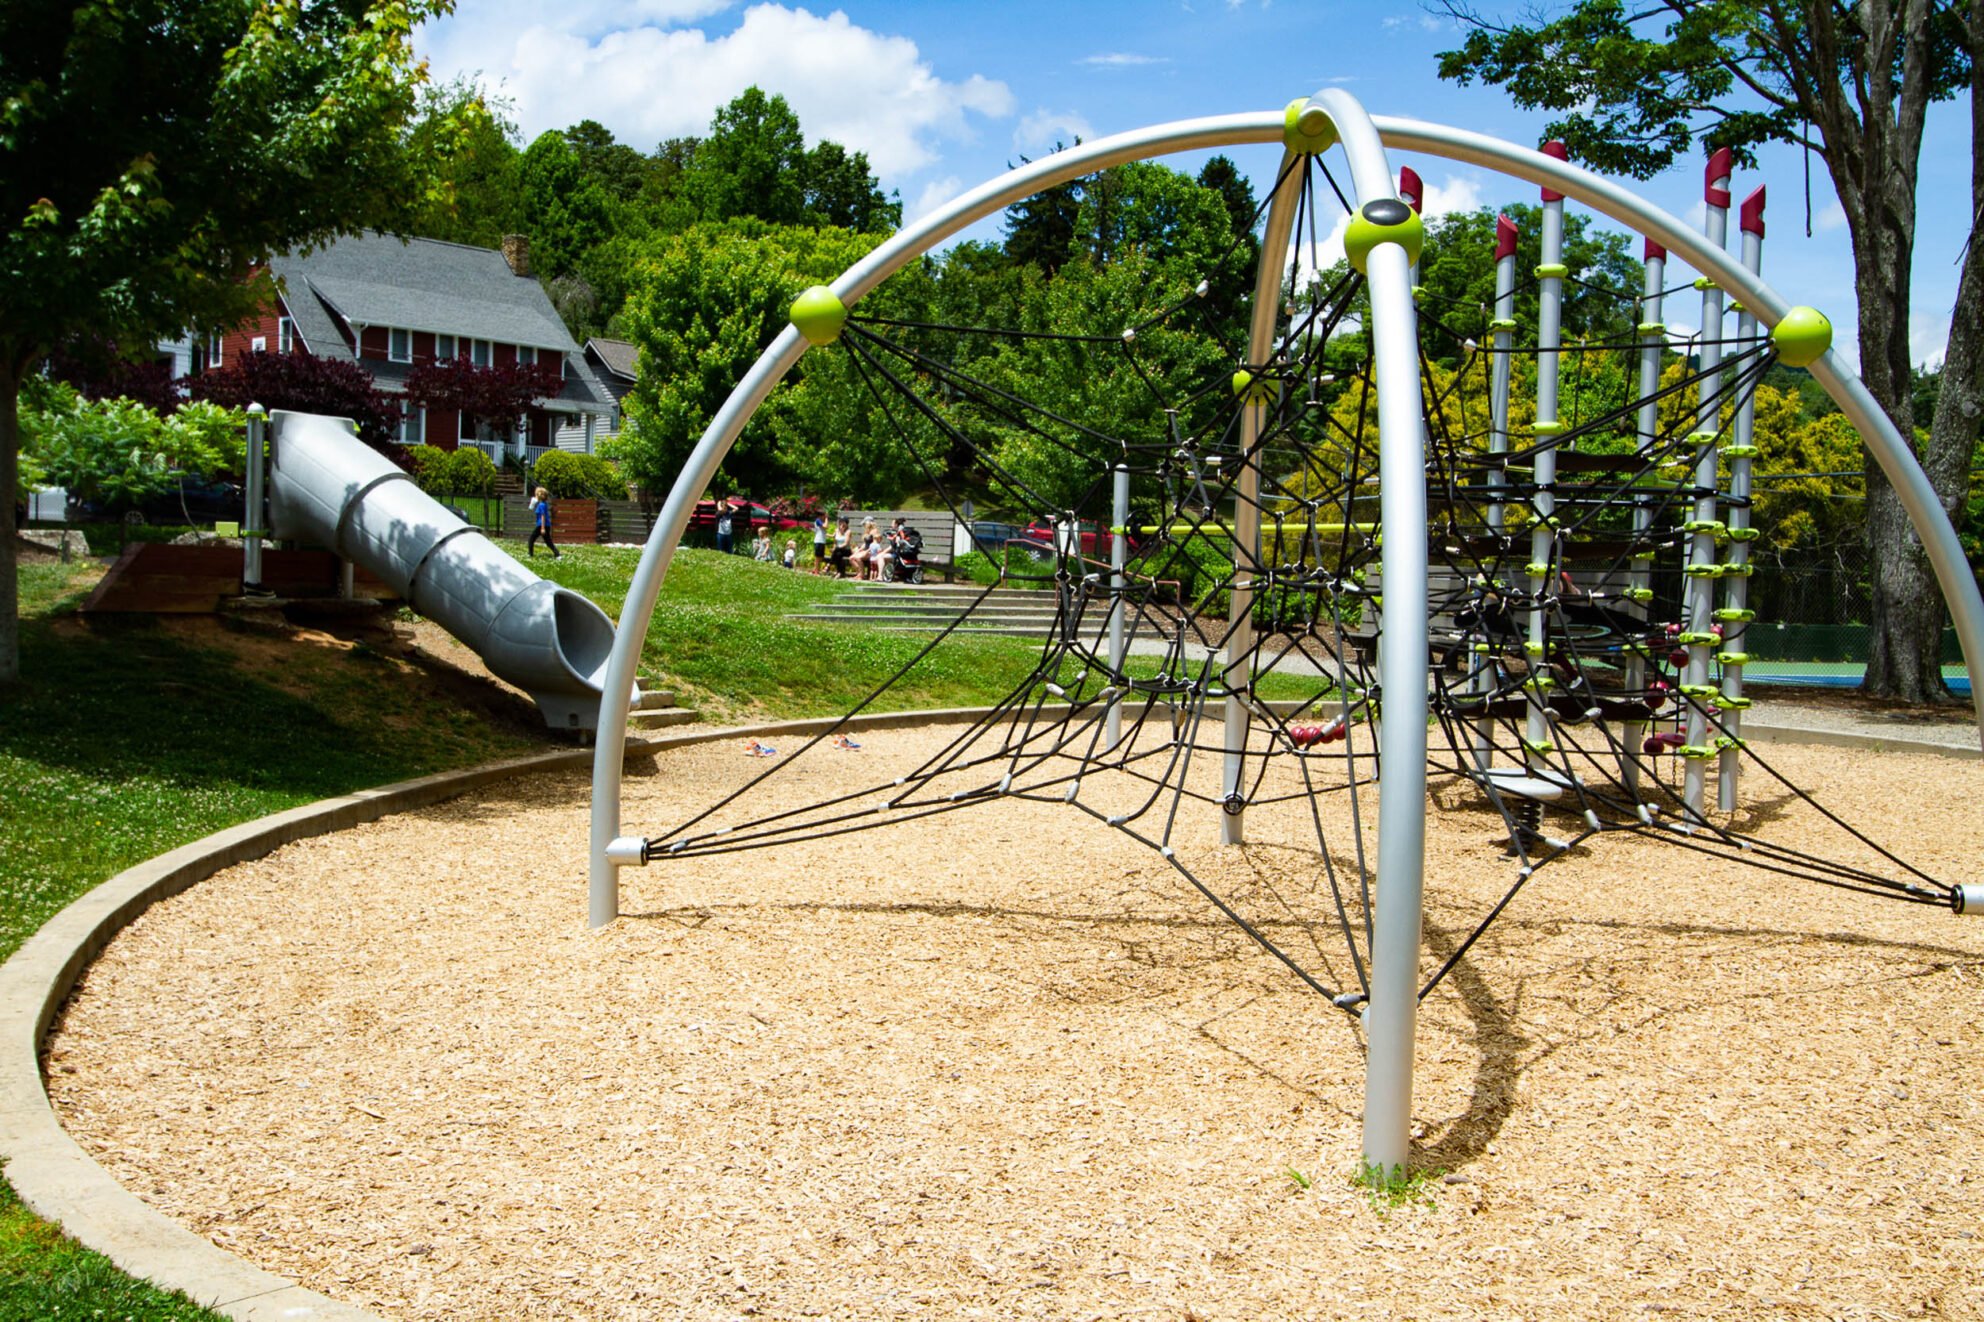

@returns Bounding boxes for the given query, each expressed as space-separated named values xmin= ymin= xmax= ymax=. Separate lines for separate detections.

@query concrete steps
xmin=791 ymin=582 xmax=1068 ymax=637
xmin=629 ymin=683 xmax=697 ymax=730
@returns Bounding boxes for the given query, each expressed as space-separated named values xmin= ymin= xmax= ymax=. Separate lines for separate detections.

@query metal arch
xmin=588 ymin=111 xmax=1292 ymax=927
xmin=588 ymin=101 xmax=1984 ymax=939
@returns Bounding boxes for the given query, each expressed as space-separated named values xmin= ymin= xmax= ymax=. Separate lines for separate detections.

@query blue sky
xmin=418 ymin=0 xmax=1972 ymax=370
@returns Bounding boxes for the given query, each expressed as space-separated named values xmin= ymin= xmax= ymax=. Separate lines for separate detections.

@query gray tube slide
xmin=266 ymin=410 xmax=614 ymax=731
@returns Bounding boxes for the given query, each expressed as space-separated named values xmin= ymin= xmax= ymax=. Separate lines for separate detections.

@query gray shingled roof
xmin=586 ymin=337 xmax=638 ymax=382
xmin=269 ymin=233 xmax=579 ymax=355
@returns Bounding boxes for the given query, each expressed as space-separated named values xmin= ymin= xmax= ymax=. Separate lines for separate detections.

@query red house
xmin=202 ymin=232 xmax=617 ymax=459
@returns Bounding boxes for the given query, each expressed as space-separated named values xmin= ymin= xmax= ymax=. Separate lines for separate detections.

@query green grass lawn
xmin=520 ymin=542 xmax=1334 ymax=722
xmin=3 ymin=540 xmax=1331 ymax=1316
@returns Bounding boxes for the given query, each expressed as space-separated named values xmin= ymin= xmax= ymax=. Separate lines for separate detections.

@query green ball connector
xmin=1344 ymin=198 xmax=1424 ymax=275
xmin=1772 ymin=306 xmax=1832 ymax=367
xmin=1231 ymin=368 xmax=1274 ymax=405
xmin=790 ymin=285 xmax=848 ymax=346
xmin=1283 ymin=99 xmax=1336 ymax=156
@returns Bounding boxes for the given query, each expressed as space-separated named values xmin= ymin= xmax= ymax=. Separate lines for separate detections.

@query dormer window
xmin=389 ymin=328 xmax=411 ymax=363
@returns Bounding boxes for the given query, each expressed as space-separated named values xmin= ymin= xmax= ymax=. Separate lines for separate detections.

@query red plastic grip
xmin=1495 ymin=213 xmax=1519 ymax=261
xmin=1539 ymin=140 xmax=1568 ymax=203
xmin=1705 ymin=145 xmax=1733 ymax=209
xmin=1644 ymin=238 xmax=1667 ymax=262
xmin=1739 ymin=184 xmax=1766 ymax=237
xmin=1399 ymin=165 xmax=1422 ymax=213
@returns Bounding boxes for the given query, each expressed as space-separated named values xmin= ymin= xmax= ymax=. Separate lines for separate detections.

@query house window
xmin=518 ymin=345 xmax=536 ymax=366
xmin=435 ymin=333 xmax=455 ymax=360
xmin=471 ymin=339 xmax=491 ymax=367
xmin=278 ymin=317 xmax=294 ymax=353
xmin=389 ymin=328 xmax=411 ymax=363
xmin=460 ymin=411 xmax=479 ymax=443
xmin=398 ymin=403 xmax=424 ymax=446
xmin=205 ymin=333 xmax=223 ymax=368
xmin=251 ymin=335 xmax=267 ymax=353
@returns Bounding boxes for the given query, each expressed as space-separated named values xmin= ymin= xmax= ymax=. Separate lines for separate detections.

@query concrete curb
xmin=1740 ymin=719 xmax=1981 ymax=760
xmin=2 ymin=708 xmax=1975 ymax=1319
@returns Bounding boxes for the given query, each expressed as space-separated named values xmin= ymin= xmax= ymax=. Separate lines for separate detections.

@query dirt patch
xmin=46 ymin=726 xmax=1984 ymax=1320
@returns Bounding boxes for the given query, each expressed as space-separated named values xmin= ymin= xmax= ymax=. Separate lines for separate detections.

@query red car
xmin=1020 ymin=518 xmax=1130 ymax=558
xmin=688 ymin=498 xmax=808 ymax=533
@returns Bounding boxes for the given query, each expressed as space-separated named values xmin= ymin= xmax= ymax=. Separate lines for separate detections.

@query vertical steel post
xmin=1719 ymin=186 xmax=1765 ymax=811
xmin=1305 ymin=87 xmax=1429 ymax=1183
xmin=1524 ymin=143 xmax=1569 ymax=775
xmin=1477 ymin=215 xmax=1519 ymax=769
xmin=242 ymin=404 xmax=266 ymax=591
xmin=1221 ymin=145 xmax=1305 ymax=847
xmin=1683 ymin=148 xmax=1733 ymax=823
xmin=1623 ymin=241 xmax=1667 ymax=794
xmin=1106 ymin=463 xmax=1130 ymax=753
xmin=1399 ymin=165 xmax=1424 ymax=292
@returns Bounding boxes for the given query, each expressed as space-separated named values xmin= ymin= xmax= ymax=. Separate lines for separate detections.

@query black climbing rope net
xmin=641 ymin=150 xmax=1961 ymax=1019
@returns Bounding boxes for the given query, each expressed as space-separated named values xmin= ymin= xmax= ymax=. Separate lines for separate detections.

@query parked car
xmin=1018 ymin=518 xmax=1133 ymax=558
xmin=72 ymin=475 xmax=244 ymax=526
xmin=688 ymin=497 xmax=809 ymax=533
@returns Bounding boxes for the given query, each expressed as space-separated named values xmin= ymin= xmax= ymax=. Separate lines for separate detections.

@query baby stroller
xmin=882 ymin=526 xmax=925 ymax=584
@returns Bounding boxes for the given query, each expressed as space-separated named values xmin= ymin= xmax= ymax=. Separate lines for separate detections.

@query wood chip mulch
xmin=45 ymin=726 xmax=1984 ymax=1320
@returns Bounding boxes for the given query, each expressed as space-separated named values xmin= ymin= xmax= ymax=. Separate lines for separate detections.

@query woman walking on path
xmin=527 ymin=486 xmax=560 ymax=559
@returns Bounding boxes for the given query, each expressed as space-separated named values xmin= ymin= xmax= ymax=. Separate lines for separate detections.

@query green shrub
xmin=533 ymin=449 xmax=622 ymax=500
xmin=403 ymin=444 xmax=450 ymax=492
xmin=437 ymin=446 xmax=497 ymax=496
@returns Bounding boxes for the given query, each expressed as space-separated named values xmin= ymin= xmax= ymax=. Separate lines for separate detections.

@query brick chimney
xmin=500 ymin=234 xmax=531 ymax=277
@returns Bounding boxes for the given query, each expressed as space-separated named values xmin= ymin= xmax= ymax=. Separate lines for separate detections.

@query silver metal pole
xmin=1623 ymin=242 xmax=1667 ymax=794
xmin=1683 ymin=148 xmax=1733 ymax=822
xmin=1474 ymin=219 xmax=1519 ymax=770
xmin=1719 ymin=186 xmax=1765 ymax=811
xmin=1106 ymin=463 xmax=1130 ymax=753
xmin=1526 ymin=148 xmax=1568 ymax=775
xmin=1222 ymin=147 xmax=1304 ymax=847
xmin=242 ymin=404 xmax=266 ymax=591
xmin=1307 ymin=87 xmax=1429 ymax=1183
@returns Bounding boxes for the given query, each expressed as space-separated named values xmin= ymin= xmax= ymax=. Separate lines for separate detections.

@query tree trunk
xmin=1861 ymin=2 xmax=1983 ymax=701
xmin=1 ymin=357 xmax=19 ymax=685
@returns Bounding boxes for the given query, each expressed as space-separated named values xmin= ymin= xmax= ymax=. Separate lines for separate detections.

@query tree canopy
xmin=0 ymin=0 xmax=451 ymax=682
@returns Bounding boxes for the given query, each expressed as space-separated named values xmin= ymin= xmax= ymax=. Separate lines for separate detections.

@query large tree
xmin=1437 ymin=0 xmax=1981 ymax=702
xmin=0 ymin=0 xmax=449 ymax=682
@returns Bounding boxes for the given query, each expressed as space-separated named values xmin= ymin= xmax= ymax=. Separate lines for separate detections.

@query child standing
xmin=782 ymin=539 xmax=797 ymax=570
xmin=527 ymin=486 xmax=560 ymax=559
xmin=752 ymin=526 xmax=774 ymax=562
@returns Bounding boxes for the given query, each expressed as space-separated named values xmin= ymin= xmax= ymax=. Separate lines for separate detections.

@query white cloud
xmin=1816 ymin=199 xmax=1848 ymax=233
xmin=1287 ymin=215 xmax=1352 ymax=289
xmin=1418 ymin=173 xmax=1483 ymax=220
xmin=420 ymin=3 xmax=1014 ymax=180
xmin=1015 ymin=109 xmax=1095 ymax=154
xmin=1080 ymin=52 xmax=1168 ymax=67
xmin=1913 ymin=310 xmax=1950 ymax=370
xmin=905 ymin=176 xmax=964 ymax=226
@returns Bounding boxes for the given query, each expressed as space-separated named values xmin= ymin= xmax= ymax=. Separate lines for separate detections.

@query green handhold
xmin=1772 ymin=305 xmax=1833 ymax=367
xmin=790 ymin=285 xmax=848 ymax=346
xmin=1344 ymin=199 xmax=1424 ymax=274
xmin=1283 ymin=99 xmax=1336 ymax=155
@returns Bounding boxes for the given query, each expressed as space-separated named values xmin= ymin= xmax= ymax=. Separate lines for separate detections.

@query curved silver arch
xmin=588 ymin=102 xmax=1984 ymax=924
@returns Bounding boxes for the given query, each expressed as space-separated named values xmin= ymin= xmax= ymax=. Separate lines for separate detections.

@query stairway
xmin=629 ymin=683 xmax=696 ymax=730
xmin=786 ymin=581 xmax=1070 ymax=638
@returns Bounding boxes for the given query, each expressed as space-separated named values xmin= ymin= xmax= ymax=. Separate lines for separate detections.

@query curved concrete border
xmin=0 ymin=709 xmax=1969 ymax=1319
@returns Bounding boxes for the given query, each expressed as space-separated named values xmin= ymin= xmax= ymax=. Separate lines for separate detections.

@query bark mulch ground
xmin=46 ymin=725 xmax=1984 ymax=1320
